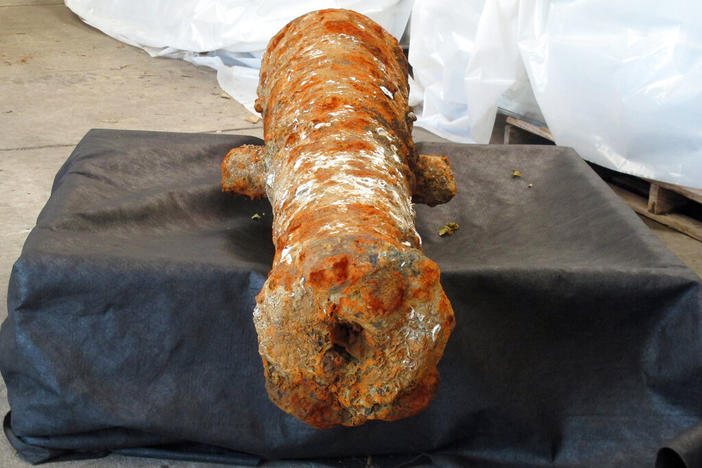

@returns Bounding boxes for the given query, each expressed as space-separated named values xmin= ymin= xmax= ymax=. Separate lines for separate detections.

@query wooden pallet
xmin=502 ymin=115 xmax=702 ymax=242
xmin=503 ymin=115 xmax=554 ymax=144
xmin=606 ymin=177 xmax=702 ymax=242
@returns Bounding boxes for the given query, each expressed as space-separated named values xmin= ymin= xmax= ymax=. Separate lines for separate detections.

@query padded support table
xmin=1 ymin=130 xmax=700 ymax=467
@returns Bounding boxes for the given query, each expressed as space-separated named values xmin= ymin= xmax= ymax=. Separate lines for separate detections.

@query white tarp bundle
xmin=518 ymin=0 xmax=702 ymax=189
xmin=409 ymin=0 xmax=544 ymax=142
xmin=65 ymin=0 xmax=702 ymax=188
xmin=65 ymin=0 xmax=413 ymax=110
xmin=409 ymin=0 xmax=702 ymax=188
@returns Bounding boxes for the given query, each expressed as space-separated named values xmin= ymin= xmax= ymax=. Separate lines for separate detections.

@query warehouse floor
xmin=1 ymin=2 xmax=701 ymax=467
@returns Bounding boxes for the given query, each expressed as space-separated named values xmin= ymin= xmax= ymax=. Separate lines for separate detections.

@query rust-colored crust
xmin=221 ymin=145 xmax=266 ymax=199
xmin=221 ymin=9 xmax=456 ymax=429
xmin=413 ymin=154 xmax=457 ymax=206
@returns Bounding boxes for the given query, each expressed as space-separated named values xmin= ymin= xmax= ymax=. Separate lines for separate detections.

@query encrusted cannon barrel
xmin=222 ymin=9 xmax=456 ymax=428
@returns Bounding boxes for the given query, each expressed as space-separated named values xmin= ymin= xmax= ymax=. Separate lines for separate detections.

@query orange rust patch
xmin=367 ymin=270 xmax=405 ymax=314
xmin=420 ymin=258 xmax=440 ymax=287
xmin=308 ymin=255 xmax=350 ymax=288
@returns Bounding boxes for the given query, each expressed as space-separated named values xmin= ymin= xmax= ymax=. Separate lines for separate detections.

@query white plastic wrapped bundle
xmin=64 ymin=0 xmax=413 ymax=111
xmin=519 ymin=0 xmax=702 ymax=188
xmin=409 ymin=0 xmax=702 ymax=188
xmin=408 ymin=0 xmax=523 ymax=144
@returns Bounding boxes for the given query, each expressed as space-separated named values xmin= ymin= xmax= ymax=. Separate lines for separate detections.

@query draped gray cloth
xmin=2 ymin=130 xmax=700 ymax=467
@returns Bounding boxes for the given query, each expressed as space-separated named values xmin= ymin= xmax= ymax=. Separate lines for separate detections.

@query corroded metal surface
xmin=222 ymin=9 xmax=456 ymax=428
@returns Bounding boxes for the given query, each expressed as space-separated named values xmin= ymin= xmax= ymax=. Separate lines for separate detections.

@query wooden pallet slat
xmin=609 ymin=184 xmax=702 ymax=242
xmin=648 ymin=183 xmax=687 ymax=215
xmin=504 ymin=116 xmax=554 ymax=143
xmin=646 ymin=179 xmax=702 ymax=205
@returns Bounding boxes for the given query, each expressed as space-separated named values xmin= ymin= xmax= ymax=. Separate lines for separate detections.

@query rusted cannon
xmin=221 ymin=9 xmax=456 ymax=428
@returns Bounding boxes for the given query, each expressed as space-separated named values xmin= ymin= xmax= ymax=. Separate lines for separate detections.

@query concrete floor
xmin=1 ymin=2 xmax=701 ymax=467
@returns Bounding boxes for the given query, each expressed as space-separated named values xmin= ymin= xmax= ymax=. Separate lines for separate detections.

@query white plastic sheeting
xmin=410 ymin=0 xmax=702 ymax=188
xmin=409 ymin=0 xmax=523 ymax=144
xmin=519 ymin=0 xmax=702 ymax=189
xmin=65 ymin=0 xmax=413 ymax=111
xmin=66 ymin=0 xmax=702 ymax=188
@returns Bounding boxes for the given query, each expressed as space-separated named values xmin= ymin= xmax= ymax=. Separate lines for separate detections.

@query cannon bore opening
xmin=330 ymin=320 xmax=366 ymax=363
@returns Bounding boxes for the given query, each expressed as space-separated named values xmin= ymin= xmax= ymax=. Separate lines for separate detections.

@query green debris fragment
xmin=438 ymin=222 xmax=460 ymax=237
xmin=251 ymin=213 xmax=262 ymax=221
xmin=512 ymin=170 xmax=522 ymax=178
xmin=528 ymin=183 xmax=534 ymax=188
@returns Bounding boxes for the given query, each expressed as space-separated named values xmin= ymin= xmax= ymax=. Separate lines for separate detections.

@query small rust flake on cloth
xmin=221 ymin=9 xmax=456 ymax=428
